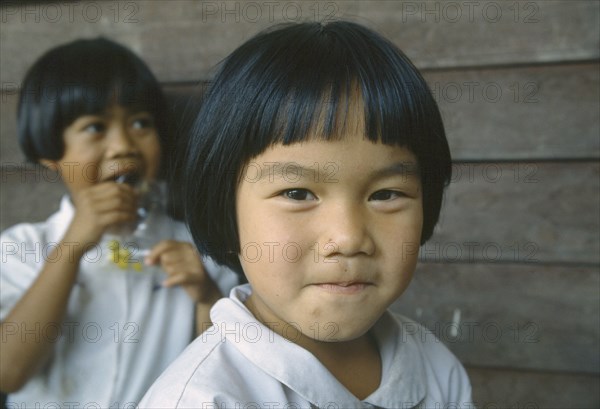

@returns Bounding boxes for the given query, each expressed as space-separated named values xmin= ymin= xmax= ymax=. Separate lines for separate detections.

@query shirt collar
xmin=367 ymin=312 xmax=427 ymax=407
xmin=46 ymin=195 xmax=75 ymax=244
xmin=212 ymin=284 xmax=427 ymax=408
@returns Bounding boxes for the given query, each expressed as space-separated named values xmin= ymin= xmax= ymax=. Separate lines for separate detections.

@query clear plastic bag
xmin=100 ymin=179 xmax=173 ymax=282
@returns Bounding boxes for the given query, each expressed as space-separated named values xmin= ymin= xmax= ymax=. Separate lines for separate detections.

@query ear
xmin=39 ymin=159 xmax=59 ymax=172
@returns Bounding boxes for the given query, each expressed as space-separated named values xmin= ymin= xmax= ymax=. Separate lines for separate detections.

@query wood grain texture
xmin=1 ymin=162 xmax=598 ymax=264
xmin=3 ymin=62 xmax=598 ymax=165
xmin=0 ymin=165 xmax=66 ymax=231
xmin=1 ymin=1 xmax=598 ymax=406
xmin=1 ymin=0 xmax=598 ymax=84
xmin=467 ymin=366 xmax=600 ymax=409
xmin=430 ymin=162 xmax=600 ymax=265
xmin=391 ymin=263 xmax=600 ymax=374
xmin=0 ymin=89 xmax=20 ymax=165
xmin=2 ymin=170 xmax=598 ymax=375
xmin=427 ymin=63 xmax=600 ymax=161
xmin=0 ymin=84 xmax=204 ymax=165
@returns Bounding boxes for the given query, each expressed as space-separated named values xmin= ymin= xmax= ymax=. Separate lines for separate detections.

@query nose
xmin=106 ymin=123 xmax=138 ymax=158
xmin=320 ymin=201 xmax=375 ymax=259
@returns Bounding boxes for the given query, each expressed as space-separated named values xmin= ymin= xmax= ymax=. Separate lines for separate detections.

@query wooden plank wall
xmin=1 ymin=1 xmax=599 ymax=407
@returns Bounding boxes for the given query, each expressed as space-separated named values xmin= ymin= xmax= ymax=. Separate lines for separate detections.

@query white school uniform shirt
xmin=140 ymin=284 xmax=472 ymax=409
xmin=0 ymin=195 xmax=238 ymax=408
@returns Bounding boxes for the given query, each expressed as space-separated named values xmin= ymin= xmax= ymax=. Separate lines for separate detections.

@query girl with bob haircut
xmin=0 ymin=38 xmax=237 ymax=405
xmin=141 ymin=21 xmax=472 ymax=407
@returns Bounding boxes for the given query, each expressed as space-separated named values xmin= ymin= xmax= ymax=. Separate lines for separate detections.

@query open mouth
xmin=114 ymin=172 xmax=141 ymax=186
xmin=103 ymin=166 xmax=143 ymax=186
xmin=102 ymin=159 xmax=144 ymax=184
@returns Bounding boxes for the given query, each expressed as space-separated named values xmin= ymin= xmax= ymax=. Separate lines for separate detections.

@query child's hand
xmin=145 ymin=240 xmax=221 ymax=303
xmin=65 ymin=182 xmax=138 ymax=247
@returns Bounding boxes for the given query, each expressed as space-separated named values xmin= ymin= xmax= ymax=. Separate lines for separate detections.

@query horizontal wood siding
xmin=1 ymin=1 xmax=598 ymax=83
xmin=1 ymin=1 xmax=598 ymax=406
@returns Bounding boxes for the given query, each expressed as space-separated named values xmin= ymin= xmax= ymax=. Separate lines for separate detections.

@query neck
xmin=245 ymin=296 xmax=382 ymax=399
xmin=297 ymin=330 xmax=383 ymax=400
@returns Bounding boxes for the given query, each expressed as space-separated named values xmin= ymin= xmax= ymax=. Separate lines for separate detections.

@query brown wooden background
xmin=1 ymin=1 xmax=599 ymax=407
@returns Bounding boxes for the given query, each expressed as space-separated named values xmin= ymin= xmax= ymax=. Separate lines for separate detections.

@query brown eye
xmin=282 ymin=189 xmax=316 ymax=201
xmin=83 ymin=122 xmax=106 ymax=134
xmin=131 ymin=115 xmax=155 ymax=130
xmin=369 ymin=190 xmax=403 ymax=201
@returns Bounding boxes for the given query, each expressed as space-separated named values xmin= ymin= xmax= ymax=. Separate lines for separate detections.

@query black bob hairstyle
xmin=18 ymin=37 xmax=168 ymax=164
xmin=182 ymin=21 xmax=452 ymax=276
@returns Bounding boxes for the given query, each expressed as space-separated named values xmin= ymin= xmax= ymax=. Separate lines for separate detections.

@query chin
xmin=306 ymin=319 xmax=376 ymax=343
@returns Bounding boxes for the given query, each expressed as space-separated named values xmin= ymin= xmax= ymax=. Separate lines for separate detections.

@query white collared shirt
xmin=140 ymin=285 xmax=472 ymax=409
xmin=0 ymin=196 xmax=238 ymax=408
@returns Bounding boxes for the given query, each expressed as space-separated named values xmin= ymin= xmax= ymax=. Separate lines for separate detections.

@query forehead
xmin=102 ymin=102 xmax=155 ymax=116
xmin=237 ymin=80 xmax=424 ymax=185
xmin=260 ymin=133 xmax=416 ymax=164
xmin=245 ymin=132 xmax=420 ymax=187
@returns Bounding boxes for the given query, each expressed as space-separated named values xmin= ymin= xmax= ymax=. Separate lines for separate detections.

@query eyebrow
xmin=372 ymin=162 xmax=421 ymax=180
xmin=246 ymin=162 xmax=326 ymax=183
xmin=245 ymin=161 xmax=420 ymax=184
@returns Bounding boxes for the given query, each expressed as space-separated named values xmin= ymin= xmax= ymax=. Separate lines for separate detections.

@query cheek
xmin=237 ymin=216 xmax=304 ymax=288
xmin=401 ymin=204 xmax=424 ymax=241
xmin=235 ymin=196 xmax=257 ymax=245
xmin=377 ymin=209 xmax=422 ymax=271
xmin=64 ymin=143 xmax=101 ymax=163
xmin=238 ymin=222 xmax=288 ymax=268
xmin=380 ymin=207 xmax=423 ymax=241
xmin=141 ymin=136 xmax=162 ymax=175
xmin=61 ymin=148 xmax=103 ymax=184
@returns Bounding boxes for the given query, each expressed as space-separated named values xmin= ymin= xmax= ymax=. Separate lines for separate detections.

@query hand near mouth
xmin=114 ymin=172 xmax=142 ymax=187
xmin=64 ymin=182 xmax=139 ymax=252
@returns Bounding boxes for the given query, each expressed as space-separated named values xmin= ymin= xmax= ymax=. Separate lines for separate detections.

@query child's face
xmin=41 ymin=105 xmax=161 ymax=195
xmin=236 ymin=132 xmax=423 ymax=343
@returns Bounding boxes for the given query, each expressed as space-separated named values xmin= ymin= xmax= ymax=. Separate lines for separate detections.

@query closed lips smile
xmin=314 ymin=282 xmax=372 ymax=294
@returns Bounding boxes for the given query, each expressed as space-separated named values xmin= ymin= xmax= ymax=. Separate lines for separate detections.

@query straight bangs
xmin=18 ymin=38 xmax=166 ymax=162
xmin=58 ymin=64 xmax=162 ymax=127
xmin=208 ymin=22 xmax=438 ymax=167
xmin=183 ymin=21 xmax=451 ymax=274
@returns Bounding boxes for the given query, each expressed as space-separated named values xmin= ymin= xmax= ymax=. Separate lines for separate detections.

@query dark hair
xmin=18 ymin=37 xmax=168 ymax=163
xmin=182 ymin=21 xmax=452 ymax=275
